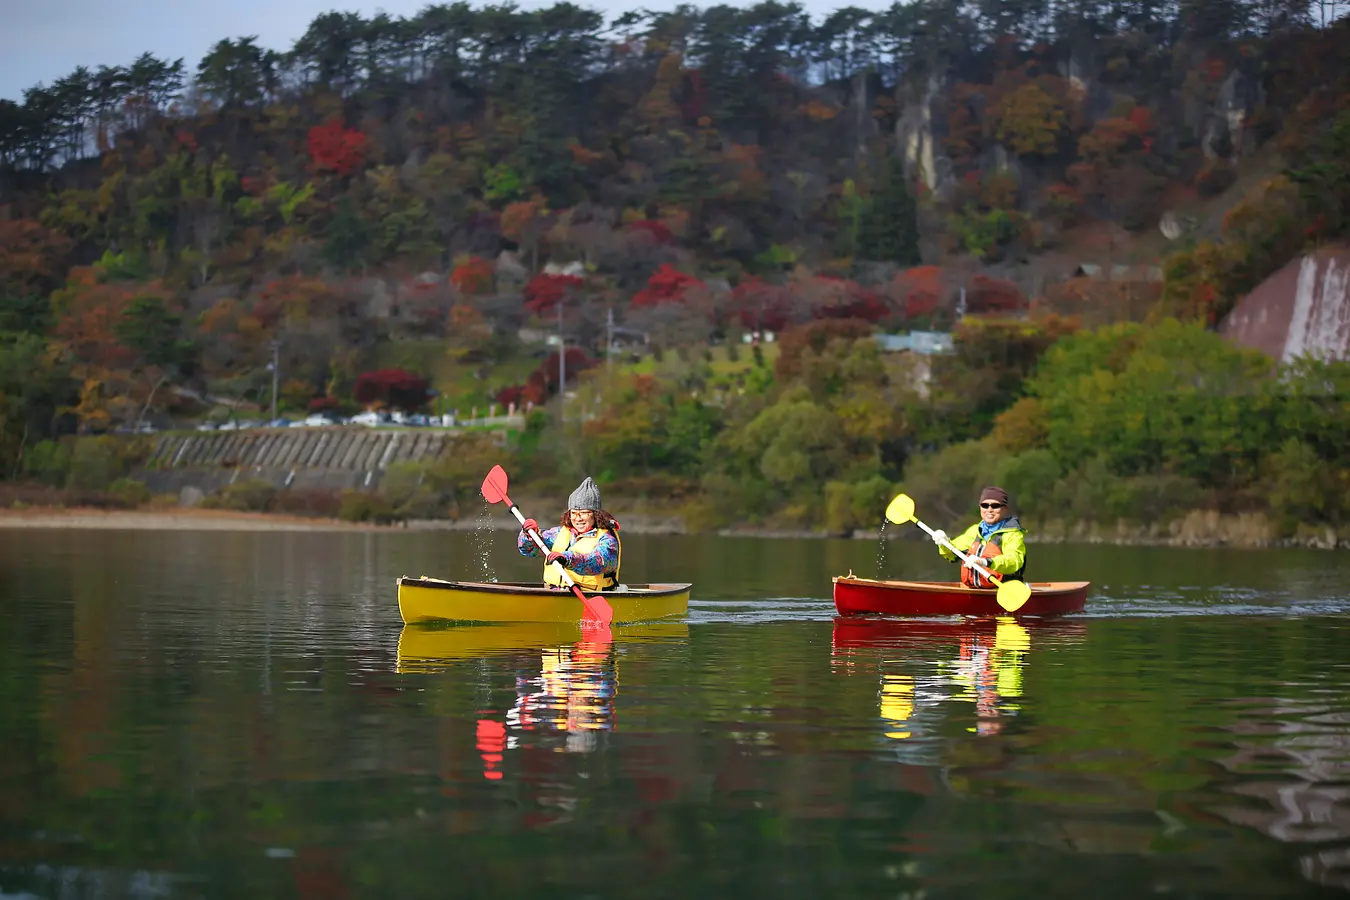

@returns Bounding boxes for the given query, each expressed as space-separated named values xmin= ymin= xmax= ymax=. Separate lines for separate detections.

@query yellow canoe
xmin=396 ymin=577 xmax=692 ymax=625
xmin=395 ymin=620 xmax=690 ymax=672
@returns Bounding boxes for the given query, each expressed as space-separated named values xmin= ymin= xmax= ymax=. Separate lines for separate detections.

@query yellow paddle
xmin=885 ymin=493 xmax=1033 ymax=613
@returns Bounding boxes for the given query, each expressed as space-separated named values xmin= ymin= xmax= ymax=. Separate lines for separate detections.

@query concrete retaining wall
xmin=135 ymin=428 xmax=462 ymax=495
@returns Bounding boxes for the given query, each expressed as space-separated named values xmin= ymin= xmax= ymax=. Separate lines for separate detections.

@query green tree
xmin=115 ymin=295 xmax=198 ymax=428
xmin=857 ymin=156 xmax=920 ymax=266
xmin=323 ymin=196 xmax=372 ymax=272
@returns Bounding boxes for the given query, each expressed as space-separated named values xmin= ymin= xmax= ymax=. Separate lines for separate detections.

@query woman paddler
xmin=929 ymin=486 xmax=1027 ymax=587
xmin=517 ymin=476 xmax=622 ymax=591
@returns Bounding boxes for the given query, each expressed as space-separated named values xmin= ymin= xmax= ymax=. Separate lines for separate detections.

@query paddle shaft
xmin=910 ymin=516 xmax=1008 ymax=587
xmin=501 ymin=499 xmax=582 ymax=589
xmin=502 ymin=498 xmax=616 ymax=620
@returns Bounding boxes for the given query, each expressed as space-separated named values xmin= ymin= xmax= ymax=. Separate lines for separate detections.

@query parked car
xmin=349 ymin=410 xmax=389 ymax=427
xmin=195 ymin=422 xmax=217 ymax=431
xmin=303 ymin=412 xmax=340 ymax=427
xmin=265 ymin=418 xmax=294 ymax=428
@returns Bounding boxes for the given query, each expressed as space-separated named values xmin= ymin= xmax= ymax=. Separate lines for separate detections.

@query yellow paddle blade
xmin=996 ymin=579 xmax=1033 ymax=613
xmin=884 ymin=493 xmax=916 ymax=525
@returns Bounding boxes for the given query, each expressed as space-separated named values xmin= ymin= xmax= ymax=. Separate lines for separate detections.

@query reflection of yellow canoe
xmin=396 ymin=621 xmax=690 ymax=671
xmin=396 ymin=577 xmax=691 ymax=624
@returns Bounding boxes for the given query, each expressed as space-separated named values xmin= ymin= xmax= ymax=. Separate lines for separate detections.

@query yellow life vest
xmin=543 ymin=527 xmax=621 ymax=592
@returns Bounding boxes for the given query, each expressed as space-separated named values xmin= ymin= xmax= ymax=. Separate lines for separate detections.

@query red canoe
xmin=833 ymin=575 xmax=1090 ymax=618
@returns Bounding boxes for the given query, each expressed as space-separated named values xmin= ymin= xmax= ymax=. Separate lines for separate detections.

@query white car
xmin=303 ymin=412 xmax=340 ymax=427
xmin=349 ymin=410 xmax=388 ymax=427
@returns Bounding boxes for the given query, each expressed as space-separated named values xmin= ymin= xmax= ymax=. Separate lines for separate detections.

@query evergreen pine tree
xmin=322 ymin=196 xmax=371 ymax=272
xmin=858 ymin=157 xmax=921 ymax=266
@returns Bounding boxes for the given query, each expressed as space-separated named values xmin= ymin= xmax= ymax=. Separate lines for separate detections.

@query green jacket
xmin=938 ymin=517 xmax=1027 ymax=580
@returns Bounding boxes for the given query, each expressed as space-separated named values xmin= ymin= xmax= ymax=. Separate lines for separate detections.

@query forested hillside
xmin=2 ymin=0 xmax=1349 ymax=538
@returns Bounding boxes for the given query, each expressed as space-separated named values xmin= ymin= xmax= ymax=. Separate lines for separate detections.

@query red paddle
xmin=481 ymin=465 xmax=615 ymax=626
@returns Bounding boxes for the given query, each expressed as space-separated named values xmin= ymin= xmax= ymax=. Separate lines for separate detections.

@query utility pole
xmin=557 ymin=298 xmax=565 ymax=424
xmin=269 ymin=340 xmax=280 ymax=421
xmin=606 ymin=306 xmax=614 ymax=381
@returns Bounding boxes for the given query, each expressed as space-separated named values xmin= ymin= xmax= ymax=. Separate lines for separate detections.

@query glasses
xmin=570 ymin=509 xmax=594 ymax=515
xmin=980 ymin=502 xmax=1005 ymax=510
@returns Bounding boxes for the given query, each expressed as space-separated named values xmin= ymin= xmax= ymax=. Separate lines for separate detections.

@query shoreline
xmin=0 ymin=505 xmax=1344 ymax=549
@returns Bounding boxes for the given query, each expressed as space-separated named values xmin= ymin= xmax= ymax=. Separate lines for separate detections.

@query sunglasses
xmin=980 ymin=502 xmax=1006 ymax=510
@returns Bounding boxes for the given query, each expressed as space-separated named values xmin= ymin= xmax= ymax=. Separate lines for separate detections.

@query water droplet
xmin=876 ymin=519 xmax=888 ymax=576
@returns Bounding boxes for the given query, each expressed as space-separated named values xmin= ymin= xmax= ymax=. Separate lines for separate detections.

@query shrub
xmin=68 ymin=438 xmax=124 ymax=490
xmin=338 ymin=491 xmax=398 ymax=523
xmin=270 ymin=489 xmax=343 ymax=518
xmin=22 ymin=439 xmax=70 ymax=486
xmin=107 ymin=477 xmax=150 ymax=507
xmin=205 ymin=479 xmax=277 ymax=512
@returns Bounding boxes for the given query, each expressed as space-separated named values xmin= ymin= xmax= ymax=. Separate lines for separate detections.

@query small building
xmin=874 ymin=330 xmax=954 ymax=355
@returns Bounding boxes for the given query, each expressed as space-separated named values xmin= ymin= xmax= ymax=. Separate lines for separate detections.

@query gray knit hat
xmin=567 ymin=476 xmax=602 ymax=511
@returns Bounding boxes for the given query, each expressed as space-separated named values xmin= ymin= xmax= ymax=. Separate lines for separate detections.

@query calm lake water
xmin=2 ymin=527 xmax=1349 ymax=898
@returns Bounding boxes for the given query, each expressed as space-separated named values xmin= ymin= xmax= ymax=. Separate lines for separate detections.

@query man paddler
xmin=929 ymin=486 xmax=1027 ymax=587
xmin=517 ymin=476 xmax=622 ymax=591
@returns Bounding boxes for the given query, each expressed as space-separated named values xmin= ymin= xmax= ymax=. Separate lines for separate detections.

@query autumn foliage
xmin=501 ymin=348 xmax=598 ymax=405
xmin=524 ymin=273 xmax=582 ymax=314
xmin=307 ymin=119 xmax=367 ymax=176
xmin=631 ymin=265 xmax=704 ymax=307
xmin=449 ymin=257 xmax=494 ymax=295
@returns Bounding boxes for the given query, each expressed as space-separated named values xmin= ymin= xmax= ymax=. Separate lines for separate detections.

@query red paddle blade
xmin=572 ymin=586 xmax=614 ymax=626
xmin=481 ymin=465 xmax=509 ymax=505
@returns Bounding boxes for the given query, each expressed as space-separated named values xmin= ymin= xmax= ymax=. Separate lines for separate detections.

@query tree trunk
xmin=137 ymin=371 xmax=169 ymax=429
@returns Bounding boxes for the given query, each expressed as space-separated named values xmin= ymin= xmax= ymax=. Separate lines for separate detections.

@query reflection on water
xmin=398 ymin=622 xmax=689 ymax=778
xmin=831 ymin=617 xmax=1088 ymax=742
xmin=4 ymin=529 xmax=1350 ymax=898
xmin=1212 ymin=694 xmax=1350 ymax=890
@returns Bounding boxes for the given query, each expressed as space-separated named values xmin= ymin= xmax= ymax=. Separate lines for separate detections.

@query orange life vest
xmin=961 ymin=536 xmax=1002 ymax=589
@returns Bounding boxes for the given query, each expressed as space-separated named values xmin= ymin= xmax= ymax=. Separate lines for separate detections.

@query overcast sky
xmin=1 ymin=0 xmax=889 ymax=102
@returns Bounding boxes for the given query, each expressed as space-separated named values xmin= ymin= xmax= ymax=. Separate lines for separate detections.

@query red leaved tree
xmin=523 ymin=273 xmax=582 ymax=314
xmin=308 ymin=119 xmax=367 ymax=177
xmin=809 ymin=276 xmax=889 ymax=322
xmin=450 ymin=256 xmax=494 ymax=295
xmin=729 ymin=276 xmax=791 ymax=331
xmin=632 ymin=264 xmax=703 ymax=307
xmin=965 ymin=275 xmax=1028 ymax=315
xmin=890 ymin=266 xmax=947 ymax=320
xmin=353 ymin=369 xmax=431 ymax=411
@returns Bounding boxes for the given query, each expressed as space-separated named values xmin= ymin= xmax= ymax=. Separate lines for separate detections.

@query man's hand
xmin=931 ymin=529 xmax=948 ymax=545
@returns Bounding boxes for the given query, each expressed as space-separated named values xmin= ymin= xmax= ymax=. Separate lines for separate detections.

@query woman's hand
xmin=521 ymin=518 xmax=538 ymax=534
xmin=545 ymin=551 xmax=568 ymax=565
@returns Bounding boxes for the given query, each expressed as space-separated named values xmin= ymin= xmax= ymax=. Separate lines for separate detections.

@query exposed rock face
xmin=1203 ymin=68 xmax=1262 ymax=160
xmin=1221 ymin=245 xmax=1350 ymax=362
xmin=1159 ymin=210 xmax=1199 ymax=241
xmin=894 ymin=73 xmax=954 ymax=200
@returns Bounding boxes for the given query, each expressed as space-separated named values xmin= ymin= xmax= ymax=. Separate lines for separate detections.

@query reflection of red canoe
xmin=833 ymin=576 xmax=1090 ymax=618
xmin=831 ymin=615 xmax=1088 ymax=650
